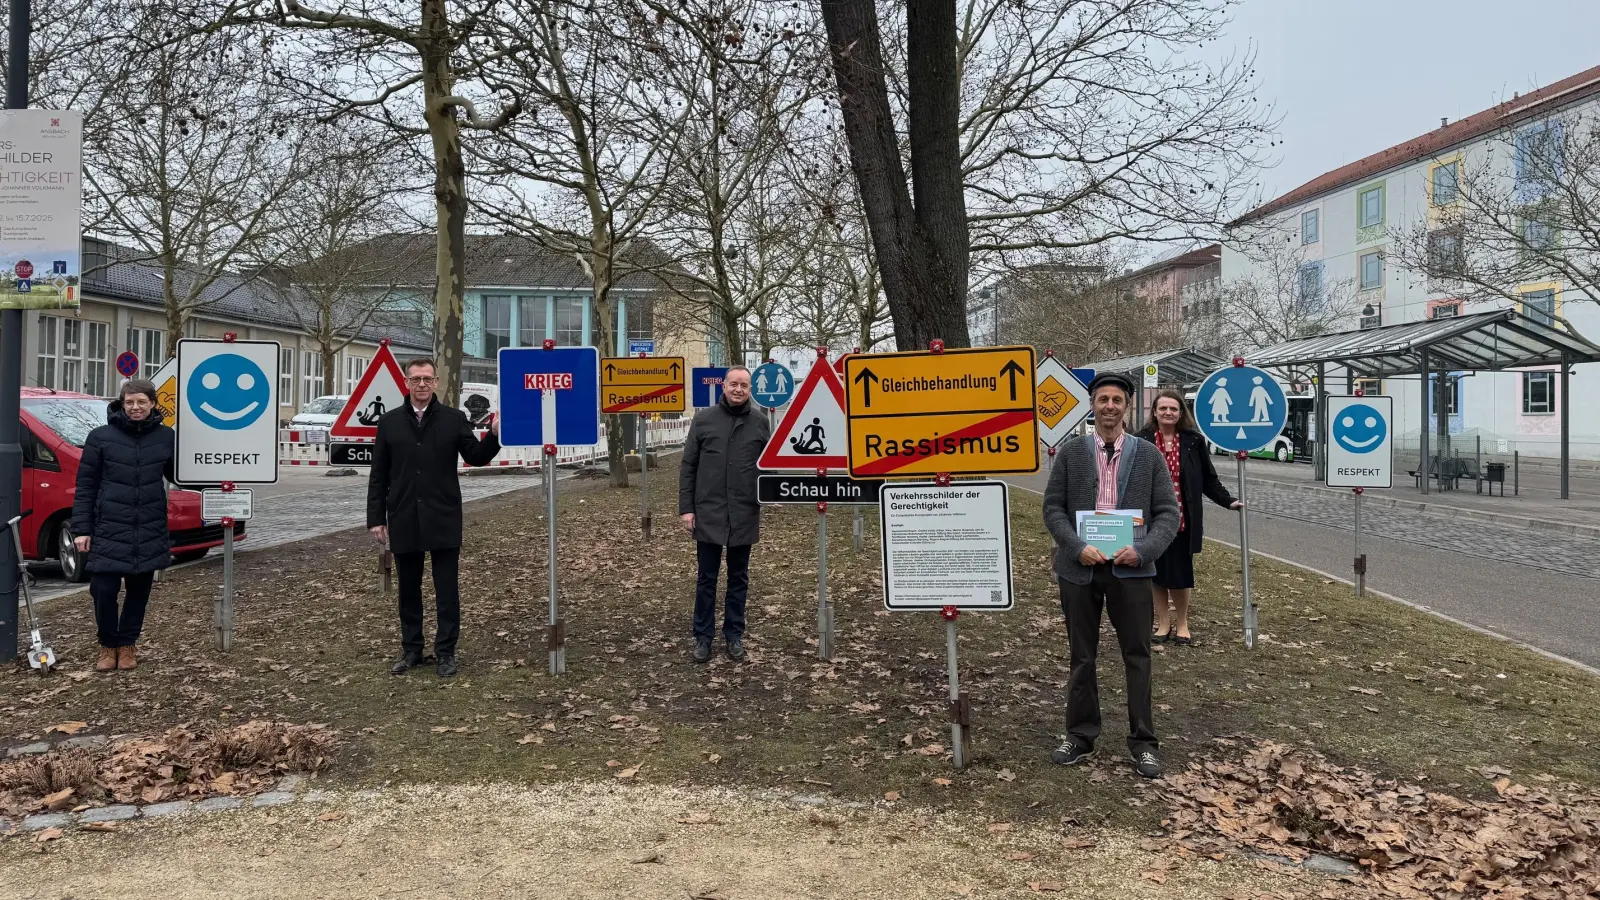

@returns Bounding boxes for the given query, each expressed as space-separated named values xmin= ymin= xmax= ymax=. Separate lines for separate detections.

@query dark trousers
xmin=694 ymin=541 xmax=751 ymax=640
xmin=89 ymin=571 xmax=155 ymax=648
xmin=1060 ymin=565 xmax=1158 ymax=754
xmin=395 ymin=548 xmax=462 ymax=658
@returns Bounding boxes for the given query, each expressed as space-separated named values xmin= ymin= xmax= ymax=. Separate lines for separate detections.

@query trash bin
xmin=1484 ymin=462 xmax=1507 ymax=496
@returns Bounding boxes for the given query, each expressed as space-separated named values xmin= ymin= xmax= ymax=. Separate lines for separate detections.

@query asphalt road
xmin=1006 ymin=465 xmax=1600 ymax=673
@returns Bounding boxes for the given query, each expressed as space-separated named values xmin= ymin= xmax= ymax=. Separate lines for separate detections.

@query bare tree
xmin=822 ymin=0 xmax=1275 ymax=351
xmin=990 ymin=248 xmax=1178 ymax=363
xmin=1388 ymin=110 xmax=1600 ymax=322
xmin=1218 ymin=234 xmax=1358 ymax=354
xmin=272 ymin=124 xmax=421 ymax=390
xmin=212 ymin=0 xmax=522 ymax=406
xmin=471 ymin=0 xmax=689 ymax=486
xmin=81 ymin=19 xmax=311 ymax=354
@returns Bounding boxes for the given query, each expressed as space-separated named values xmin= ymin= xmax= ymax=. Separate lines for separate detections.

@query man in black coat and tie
xmin=367 ymin=357 xmax=501 ymax=677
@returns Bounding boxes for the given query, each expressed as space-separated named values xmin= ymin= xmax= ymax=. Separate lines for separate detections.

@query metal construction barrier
xmin=277 ymin=419 xmax=692 ymax=471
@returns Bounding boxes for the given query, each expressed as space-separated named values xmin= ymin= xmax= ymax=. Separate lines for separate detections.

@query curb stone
xmin=5 ymin=742 xmax=49 ymax=759
xmin=79 ymin=805 xmax=139 ymax=824
xmin=251 ymin=792 xmax=296 ymax=808
xmin=20 ymin=812 xmax=72 ymax=831
xmin=141 ymin=801 xmax=193 ymax=818
xmin=194 ymin=797 xmax=244 ymax=813
xmin=1237 ymin=476 xmax=1600 ymax=540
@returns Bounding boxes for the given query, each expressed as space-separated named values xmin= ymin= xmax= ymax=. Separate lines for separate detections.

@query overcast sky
xmin=1228 ymin=0 xmax=1600 ymax=205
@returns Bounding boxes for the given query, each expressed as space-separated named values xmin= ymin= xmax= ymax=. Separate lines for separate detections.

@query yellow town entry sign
xmin=842 ymin=345 xmax=1039 ymax=478
xmin=600 ymin=356 xmax=686 ymax=414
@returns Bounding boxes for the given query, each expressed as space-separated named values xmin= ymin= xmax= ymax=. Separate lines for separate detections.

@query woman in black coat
xmin=1136 ymin=389 xmax=1243 ymax=645
xmin=70 ymin=379 xmax=175 ymax=672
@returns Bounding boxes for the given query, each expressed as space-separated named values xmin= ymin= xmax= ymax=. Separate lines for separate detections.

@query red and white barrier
xmin=276 ymin=417 xmax=692 ymax=471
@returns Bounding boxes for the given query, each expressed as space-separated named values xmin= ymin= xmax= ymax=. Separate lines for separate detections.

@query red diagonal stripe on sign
xmin=854 ymin=409 xmax=1035 ymax=476
xmin=603 ymin=383 xmax=681 ymax=412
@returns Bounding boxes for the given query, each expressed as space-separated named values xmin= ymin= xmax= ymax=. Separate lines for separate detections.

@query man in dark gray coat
xmin=678 ymin=365 xmax=770 ymax=663
xmin=1042 ymin=372 xmax=1180 ymax=778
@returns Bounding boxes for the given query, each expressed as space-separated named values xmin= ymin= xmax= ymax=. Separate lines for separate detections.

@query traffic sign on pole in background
xmin=750 ymin=361 xmax=794 ymax=408
xmin=759 ymin=356 xmax=849 ymax=471
xmin=175 ymin=338 xmax=280 ymax=484
xmin=1193 ymin=363 xmax=1288 ymax=453
xmin=500 ymin=346 xmax=601 ymax=446
xmin=843 ymin=345 xmax=1038 ymax=478
xmin=1034 ymin=355 xmax=1092 ymax=448
xmin=152 ymin=357 xmax=177 ymax=423
xmin=628 ymin=339 xmax=655 ymax=355
xmin=691 ymin=366 xmax=728 ymax=407
xmin=600 ymin=356 xmax=685 ymax=414
xmin=329 ymin=342 xmax=409 ymax=440
xmin=1327 ymin=395 xmax=1393 ymax=488
xmin=1143 ymin=363 xmax=1160 ymax=388
xmin=115 ymin=351 xmax=139 ymax=378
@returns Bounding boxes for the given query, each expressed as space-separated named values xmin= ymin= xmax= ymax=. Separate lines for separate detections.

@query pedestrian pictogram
xmin=1034 ymin=355 xmax=1092 ymax=447
xmin=759 ymin=356 xmax=849 ymax=471
xmin=329 ymin=343 xmax=409 ymax=440
xmin=1194 ymin=364 xmax=1288 ymax=453
xmin=751 ymin=361 xmax=794 ymax=408
xmin=500 ymin=346 xmax=600 ymax=446
xmin=600 ymin=356 xmax=685 ymax=413
xmin=842 ymin=345 xmax=1038 ymax=478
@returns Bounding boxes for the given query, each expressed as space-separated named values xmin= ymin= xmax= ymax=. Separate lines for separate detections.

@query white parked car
xmin=290 ymin=395 xmax=349 ymax=429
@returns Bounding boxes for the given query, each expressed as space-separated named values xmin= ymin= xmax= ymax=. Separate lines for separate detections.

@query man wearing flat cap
xmin=1041 ymin=371 xmax=1180 ymax=779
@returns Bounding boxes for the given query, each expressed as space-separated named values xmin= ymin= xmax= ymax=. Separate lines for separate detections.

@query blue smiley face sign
xmin=187 ymin=353 xmax=271 ymax=430
xmin=1333 ymin=403 xmax=1387 ymax=453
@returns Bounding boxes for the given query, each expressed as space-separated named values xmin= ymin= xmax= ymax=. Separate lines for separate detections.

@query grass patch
xmin=4 ymin=473 xmax=1596 ymax=830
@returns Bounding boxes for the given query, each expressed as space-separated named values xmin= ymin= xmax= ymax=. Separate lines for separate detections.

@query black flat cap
xmin=1087 ymin=372 xmax=1136 ymax=397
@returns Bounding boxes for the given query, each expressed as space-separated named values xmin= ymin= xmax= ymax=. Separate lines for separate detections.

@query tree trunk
xmin=590 ymin=235 xmax=631 ymax=488
xmin=162 ymin=255 xmax=186 ymax=357
xmin=821 ymin=0 xmax=970 ymax=350
xmin=422 ymin=0 xmax=467 ymax=407
xmin=322 ymin=344 xmax=338 ymax=400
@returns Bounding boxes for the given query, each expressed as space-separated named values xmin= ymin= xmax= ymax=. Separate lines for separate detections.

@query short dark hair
xmin=724 ymin=365 xmax=752 ymax=379
xmin=120 ymin=378 xmax=159 ymax=405
xmin=404 ymin=357 xmax=436 ymax=374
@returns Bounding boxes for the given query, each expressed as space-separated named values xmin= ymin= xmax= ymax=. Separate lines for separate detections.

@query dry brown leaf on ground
xmin=44 ymin=722 xmax=89 ymax=735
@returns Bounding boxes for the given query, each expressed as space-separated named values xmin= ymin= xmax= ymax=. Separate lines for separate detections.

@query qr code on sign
xmin=990 ymin=590 xmax=1002 ymax=602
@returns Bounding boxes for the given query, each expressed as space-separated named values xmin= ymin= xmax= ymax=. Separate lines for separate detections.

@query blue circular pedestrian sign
xmin=751 ymin=362 xmax=794 ymax=408
xmin=1194 ymin=364 xmax=1287 ymax=453
xmin=1332 ymin=402 xmax=1387 ymax=454
xmin=115 ymin=351 xmax=140 ymax=378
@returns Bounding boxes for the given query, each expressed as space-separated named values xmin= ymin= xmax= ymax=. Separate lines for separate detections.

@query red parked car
xmin=18 ymin=387 xmax=245 ymax=581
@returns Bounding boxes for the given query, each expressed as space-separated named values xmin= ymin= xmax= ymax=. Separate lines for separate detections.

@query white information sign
xmin=175 ymin=339 xmax=281 ymax=484
xmin=1326 ymin=395 xmax=1393 ymax=489
xmin=880 ymin=481 xmax=1014 ymax=611
xmin=201 ymin=489 xmax=253 ymax=522
xmin=1143 ymin=363 xmax=1159 ymax=388
xmin=0 ymin=109 xmax=83 ymax=310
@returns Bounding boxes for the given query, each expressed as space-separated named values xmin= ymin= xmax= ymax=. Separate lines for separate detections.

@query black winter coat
xmin=678 ymin=398 xmax=769 ymax=547
xmin=366 ymin=396 xmax=501 ymax=554
xmin=71 ymin=402 xmax=176 ymax=574
xmin=1134 ymin=426 xmax=1237 ymax=553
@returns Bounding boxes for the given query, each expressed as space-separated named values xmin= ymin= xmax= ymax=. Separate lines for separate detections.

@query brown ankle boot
xmin=96 ymin=647 xmax=118 ymax=672
xmin=117 ymin=646 xmax=138 ymax=670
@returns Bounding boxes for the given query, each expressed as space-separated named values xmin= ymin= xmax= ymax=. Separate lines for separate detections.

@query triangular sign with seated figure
xmin=329 ymin=342 xmax=410 ymax=440
xmin=758 ymin=355 xmax=849 ymax=472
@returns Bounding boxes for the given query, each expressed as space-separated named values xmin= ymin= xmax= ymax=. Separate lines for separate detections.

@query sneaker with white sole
xmin=1050 ymin=741 xmax=1094 ymax=766
xmin=1131 ymin=749 xmax=1162 ymax=779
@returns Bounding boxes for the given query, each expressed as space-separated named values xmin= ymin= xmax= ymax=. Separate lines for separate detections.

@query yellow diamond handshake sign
xmin=843 ymin=345 xmax=1039 ymax=478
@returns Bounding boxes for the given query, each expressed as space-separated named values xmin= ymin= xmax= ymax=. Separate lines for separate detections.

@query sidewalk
xmin=1235 ymin=457 xmax=1600 ymax=538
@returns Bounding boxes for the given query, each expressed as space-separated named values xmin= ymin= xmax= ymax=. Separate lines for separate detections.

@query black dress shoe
xmin=436 ymin=654 xmax=459 ymax=678
xmin=726 ymin=637 xmax=746 ymax=661
xmin=390 ymin=651 xmax=424 ymax=675
xmin=692 ymin=638 xmax=712 ymax=663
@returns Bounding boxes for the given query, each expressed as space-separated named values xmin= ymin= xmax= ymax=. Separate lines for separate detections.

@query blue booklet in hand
xmin=1076 ymin=509 xmax=1145 ymax=555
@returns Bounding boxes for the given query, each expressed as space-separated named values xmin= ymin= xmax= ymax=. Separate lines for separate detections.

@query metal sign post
xmin=638 ymin=412 xmax=651 ymax=539
xmin=544 ymin=442 xmax=564 ymax=674
xmin=1235 ymin=451 xmax=1255 ymax=650
xmin=1353 ymin=487 xmax=1366 ymax=596
xmin=852 ymin=504 xmax=863 ymax=552
xmin=943 ymin=605 xmax=968 ymax=770
xmin=817 ymin=494 xmax=833 ymax=660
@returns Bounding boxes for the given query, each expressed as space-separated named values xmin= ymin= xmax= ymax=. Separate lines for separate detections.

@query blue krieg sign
xmin=751 ymin=361 xmax=794 ymax=408
xmin=692 ymin=366 xmax=728 ymax=407
xmin=1194 ymin=364 xmax=1288 ymax=453
xmin=498 ymin=346 xmax=601 ymax=447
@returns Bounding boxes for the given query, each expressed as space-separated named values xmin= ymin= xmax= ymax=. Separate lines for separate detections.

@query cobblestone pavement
xmin=28 ymin=468 xmax=560 ymax=605
xmin=1218 ymin=475 xmax=1600 ymax=580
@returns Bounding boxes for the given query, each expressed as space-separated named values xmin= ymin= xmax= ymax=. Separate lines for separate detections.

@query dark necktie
xmin=1103 ymin=441 xmax=1117 ymax=462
